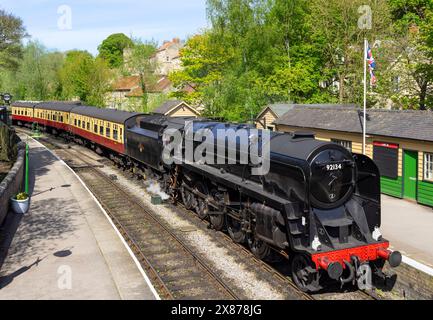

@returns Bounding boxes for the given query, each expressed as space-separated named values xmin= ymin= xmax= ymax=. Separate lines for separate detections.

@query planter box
xmin=10 ymin=197 xmax=30 ymax=214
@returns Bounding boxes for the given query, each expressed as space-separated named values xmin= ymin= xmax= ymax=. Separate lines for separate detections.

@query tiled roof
xmin=152 ymin=100 xmax=198 ymax=115
xmin=257 ymin=103 xmax=357 ymax=120
xmin=274 ymin=105 xmax=433 ymax=142
xmin=111 ymin=76 xmax=140 ymax=91
xmin=125 ymin=77 xmax=172 ymax=97
xmin=153 ymin=100 xmax=184 ymax=115
xmin=158 ymin=38 xmax=181 ymax=52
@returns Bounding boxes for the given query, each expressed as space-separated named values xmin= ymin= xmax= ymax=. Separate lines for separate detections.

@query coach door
xmin=403 ymin=150 xmax=418 ymax=200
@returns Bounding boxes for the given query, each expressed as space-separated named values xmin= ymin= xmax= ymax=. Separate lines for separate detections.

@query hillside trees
xmin=60 ymin=50 xmax=112 ymax=106
xmin=127 ymin=40 xmax=158 ymax=112
xmin=0 ymin=9 xmax=27 ymax=71
xmin=383 ymin=0 xmax=433 ymax=110
xmin=98 ymin=33 xmax=133 ymax=68
xmin=1 ymin=41 xmax=63 ymax=100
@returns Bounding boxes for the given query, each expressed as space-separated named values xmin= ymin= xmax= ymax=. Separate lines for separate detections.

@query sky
xmin=0 ymin=0 xmax=208 ymax=55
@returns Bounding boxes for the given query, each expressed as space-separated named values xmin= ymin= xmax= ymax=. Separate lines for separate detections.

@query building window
xmin=332 ymin=139 xmax=352 ymax=151
xmin=424 ymin=153 xmax=433 ymax=182
xmin=267 ymin=126 xmax=274 ymax=132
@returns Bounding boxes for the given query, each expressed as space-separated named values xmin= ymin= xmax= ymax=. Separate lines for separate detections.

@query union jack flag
xmin=367 ymin=43 xmax=377 ymax=86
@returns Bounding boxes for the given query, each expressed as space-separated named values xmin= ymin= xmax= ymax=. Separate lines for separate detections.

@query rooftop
xmin=274 ymin=104 xmax=433 ymax=142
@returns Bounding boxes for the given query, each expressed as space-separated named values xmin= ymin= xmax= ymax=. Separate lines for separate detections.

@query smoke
xmin=145 ymin=180 xmax=170 ymax=201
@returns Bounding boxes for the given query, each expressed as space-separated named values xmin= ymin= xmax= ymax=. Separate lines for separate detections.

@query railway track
xmin=59 ymin=149 xmax=240 ymax=300
xmin=17 ymin=127 xmax=378 ymax=300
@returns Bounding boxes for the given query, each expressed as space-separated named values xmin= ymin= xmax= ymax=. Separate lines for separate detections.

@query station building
xmin=256 ymin=104 xmax=433 ymax=207
xmin=152 ymin=100 xmax=200 ymax=118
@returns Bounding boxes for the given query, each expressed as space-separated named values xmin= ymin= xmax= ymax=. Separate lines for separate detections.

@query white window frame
xmin=424 ymin=152 xmax=433 ymax=182
xmin=331 ymin=139 xmax=352 ymax=152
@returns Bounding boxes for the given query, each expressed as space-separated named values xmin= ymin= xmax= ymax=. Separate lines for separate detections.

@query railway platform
xmin=0 ymin=135 xmax=157 ymax=300
xmin=382 ymin=195 xmax=433 ymax=270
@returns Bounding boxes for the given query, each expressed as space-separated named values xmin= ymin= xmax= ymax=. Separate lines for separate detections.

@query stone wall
xmin=0 ymin=141 xmax=25 ymax=225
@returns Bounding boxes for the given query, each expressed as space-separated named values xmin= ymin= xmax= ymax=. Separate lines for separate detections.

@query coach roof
xmin=35 ymin=101 xmax=82 ymax=112
xmin=11 ymin=101 xmax=39 ymax=108
xmin=72 ymin=105 xmax=142 ymax=123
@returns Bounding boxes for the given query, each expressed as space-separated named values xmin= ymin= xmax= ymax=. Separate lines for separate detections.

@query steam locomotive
xmin=11 ymin=102 xmax=401 ymax=292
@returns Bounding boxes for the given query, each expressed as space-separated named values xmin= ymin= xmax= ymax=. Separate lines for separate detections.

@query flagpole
xmin=363 ymin=38 xmax=367 ymax=155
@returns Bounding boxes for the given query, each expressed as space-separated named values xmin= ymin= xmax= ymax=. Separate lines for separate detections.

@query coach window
xmin=113 ymin=125 xmax=119 ymax=140
xmin=82 ymin=120 xmax=85 ymax=129
xmin=99 ymin=125 xmax=104 ymax=136
xmin=106 ymin=123 xmax=111 ymax=138
xmin=120 ymin=127 xmax=123 ymax=140
xmin=74 ymin=119 xmax=77 ymax=126
xmin=94 ymin=124 xmax=98 ymax=133
xmin=424 ymin=153 xmax=433 ymax=182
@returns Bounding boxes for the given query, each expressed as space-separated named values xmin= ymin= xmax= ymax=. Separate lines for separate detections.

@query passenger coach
xmin=11 ymin=101 xmax=37 ymax=125
xmin=69 ymin=106 xmax=141 ymax=154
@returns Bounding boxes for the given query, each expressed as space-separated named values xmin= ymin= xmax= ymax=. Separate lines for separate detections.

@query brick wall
xmin=0 ymin=141 xmax=25 ymax=225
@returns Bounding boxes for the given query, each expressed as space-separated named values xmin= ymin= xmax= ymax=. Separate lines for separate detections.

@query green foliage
xmin=15 ymin=192 xmax=29 ymax=200
xmin=127 ymin=39 xmax=158 ymax=112
xmin=98 ymin=33 xmax=133 ymax=68
xmin=172 ymin=0 xmax=338 ymax=122
xmin=0 ymin=9 xmax=27 ymax=71
xmin=1 ymin=41 xmax=63 ymax=100
xmin=378 ymin=0 xmax=433 ymax=109
xmin=60 ymin=50 xmax=112 ymax=106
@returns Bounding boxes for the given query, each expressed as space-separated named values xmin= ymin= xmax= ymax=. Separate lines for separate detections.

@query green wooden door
xmin=403 ymin=150 xmax=418 ymax=200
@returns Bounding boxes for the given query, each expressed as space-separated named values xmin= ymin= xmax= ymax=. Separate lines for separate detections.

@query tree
xmin=171 ymin=0 xmax=335 ymax=122
xmin=0 ymin=9 xmax=27 ymax=71
xmin=384 ymin=0 xmax=433 ymax=110
xmin=127 ymin=40 xmax=158 ymax=112
xmin=60 ymin=50 xmax=112 ymax=106
xmin=309 ymin=0 xmax=392 ymax=105
xmin=169 ymin=33 xmax=233 ymax=107
xmin=1 ymin=41 xmax=63 ymax=101
xmin=98 ymin=33 xmax=133 ymax=68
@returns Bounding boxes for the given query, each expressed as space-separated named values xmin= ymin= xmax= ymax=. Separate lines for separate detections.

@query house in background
xmin=106 ymin=75 xmax=173 ymax=111
xmin=153 ymin=38 xmax=184 ymax=76
xmin=152 ymin=100 xmax=200 ymax=118
xmin=262 ymin=103 xmax=433 ymax=207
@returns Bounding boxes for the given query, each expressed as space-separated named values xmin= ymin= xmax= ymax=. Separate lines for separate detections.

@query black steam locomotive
xmin=11 ymin=101 xmax=401 ymax=292
xmin=127 ymin=115 xmax=401 ymax=292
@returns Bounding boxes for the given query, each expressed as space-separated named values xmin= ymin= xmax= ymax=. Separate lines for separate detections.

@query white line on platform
xmin=27 ymin=135 xmax=161 ymax=301
xmin=402 ymin=255 xmax=433 ymax=277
